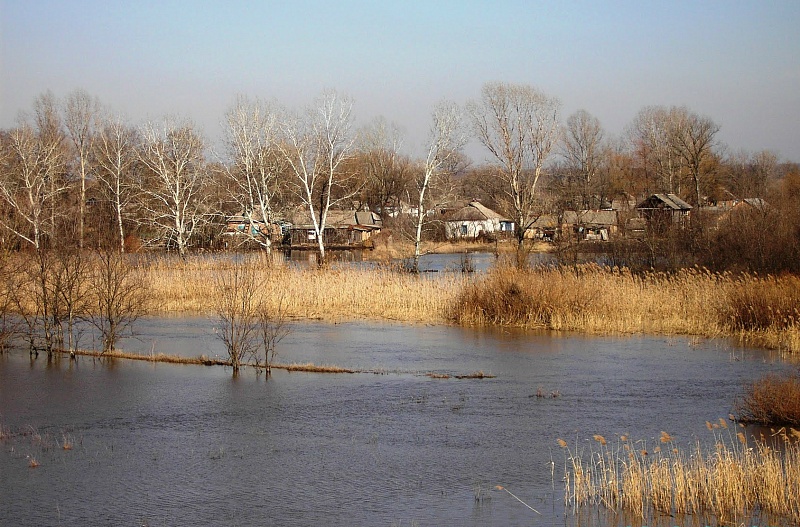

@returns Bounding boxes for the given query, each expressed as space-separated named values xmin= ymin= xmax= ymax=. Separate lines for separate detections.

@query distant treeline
xmin=1 ymin=85 xmax=798 ymax=273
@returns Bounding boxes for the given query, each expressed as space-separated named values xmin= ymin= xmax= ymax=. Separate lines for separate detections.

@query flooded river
xmin=0 ymin=319 xmax=795 ymax=526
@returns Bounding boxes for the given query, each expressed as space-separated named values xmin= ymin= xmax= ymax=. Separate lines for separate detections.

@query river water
xmin=0 ymin=319 xmax=795 ymax=526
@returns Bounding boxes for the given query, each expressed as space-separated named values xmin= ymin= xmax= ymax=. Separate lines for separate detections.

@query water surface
xmin=0 ymin=320 xmax=793 ymax=526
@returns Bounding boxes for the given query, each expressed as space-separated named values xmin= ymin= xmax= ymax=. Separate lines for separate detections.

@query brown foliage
xmin=735 ymin=373 xmax=800 ymax=426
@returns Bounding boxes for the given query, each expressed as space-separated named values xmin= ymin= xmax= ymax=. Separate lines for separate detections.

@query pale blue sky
xmin=2 ymin=0 xmax=798 ymax=161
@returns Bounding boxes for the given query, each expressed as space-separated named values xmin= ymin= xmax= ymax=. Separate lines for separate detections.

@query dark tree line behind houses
xmin=0 ymin=86 xmax=798 ymax=275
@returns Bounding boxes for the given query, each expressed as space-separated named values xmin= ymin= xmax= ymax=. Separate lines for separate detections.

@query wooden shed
xmin=287 ymin=210 xmax=382 ymax=249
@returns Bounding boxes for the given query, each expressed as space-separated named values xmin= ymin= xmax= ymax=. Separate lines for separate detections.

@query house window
xmin=307 ymin=230 xmax=316 ymax=240
xmin=460 ymin=224 xmax=468 ymax=236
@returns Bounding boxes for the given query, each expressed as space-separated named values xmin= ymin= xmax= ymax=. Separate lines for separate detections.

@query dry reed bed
xmin=16 ymin=253 xmax=798 ymax=352
xmin=141 ymin=255 xmax=467 ymax=323
xmin=559 ymin=425 xmax=800 ymax=526
xmin=450 ymin=265 xmax=800 ymax=352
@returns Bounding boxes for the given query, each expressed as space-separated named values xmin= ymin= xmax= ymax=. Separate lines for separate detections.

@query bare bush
xmin=735 ymin=373 xmax=800 ymax=426
xmin=87 ymin=251 xmax=148 ymax=353
xmin=213 ymin=261 xmax=262 ymax=375
xmin=213 ymin=258 xmax=291 ymax=376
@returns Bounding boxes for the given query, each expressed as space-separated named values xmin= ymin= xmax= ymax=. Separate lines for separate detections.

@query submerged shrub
xmin=735 ymin=373 xmax=800 ymax=426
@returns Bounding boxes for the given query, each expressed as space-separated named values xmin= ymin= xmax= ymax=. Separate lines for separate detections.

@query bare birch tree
xmin=628 ymin=106 xmax=685 ymax=195
xmin=629 ymin=105 xmax=719 ymax=205
xmin=411 ymin=101 xmax=467 ymax=272
xmin=222 ymin=96 xmax=285 ymax=250
xmin=93 ymin=115 xmax=140 ymax=252
xmin=138 ymin=118 xmax=209 ymax=256
xmin=0 ymin=121 xmax=69 ymax=250
xmin=469 ymin=82 xmax=561 ymax=259
xmin=33 ymin=93 xmax=69 ymax=243
xmin=278 ymin=91 xmax=358 ymax=266
xmin=64 ymin=89 xmax=101 ymax=249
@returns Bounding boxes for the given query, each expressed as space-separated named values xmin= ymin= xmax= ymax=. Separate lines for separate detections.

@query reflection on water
xmin=0 ymin=321 xmax=795 ymax=526
xmin=283 ymin=249 xmax=556 ymax=273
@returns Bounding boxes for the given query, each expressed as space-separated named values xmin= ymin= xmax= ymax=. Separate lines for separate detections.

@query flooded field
xmin=0 ymin=320 xmax=795 ymax=526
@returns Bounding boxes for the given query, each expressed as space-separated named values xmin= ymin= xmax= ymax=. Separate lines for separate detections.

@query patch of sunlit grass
xmin=140 ymin=254 xmax=466 ymax=323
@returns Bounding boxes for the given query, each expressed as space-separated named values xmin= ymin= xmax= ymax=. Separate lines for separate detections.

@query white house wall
xmin=445 ymin=219 xmax=502 ymax=239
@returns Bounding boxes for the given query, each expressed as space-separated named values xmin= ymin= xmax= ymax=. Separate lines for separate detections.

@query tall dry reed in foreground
xmin=559 ymin=426 xmax=800 ymax=526
xmin=140 ymin=254 xmax=467 ymax=323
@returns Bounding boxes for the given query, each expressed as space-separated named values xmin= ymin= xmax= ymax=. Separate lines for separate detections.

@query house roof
xmin=562 ymin=210 xmax=618 ymax=226
xmin=529 ymin=214 xmax=558 ymax=229
xmin=740 ymin=198 xmax=768 ymax=210
xmin=446 ymin=201 xmax=510 ymax=222
xmin=289 ymin=209 xmax=382 ymax=229
xmin=637 ymin=193 xmax=693 ymax=211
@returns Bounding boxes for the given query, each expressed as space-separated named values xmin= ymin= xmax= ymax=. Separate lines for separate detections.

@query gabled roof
xmin=636 ymin=193 xmax=693 ymax=211
xmin=445 ymin=201 xmax=510 ymax=222
xmin=289 ymin=209 xmax=382 ymax=229
xmin=562 ymin=210 xmax=618 ymax=226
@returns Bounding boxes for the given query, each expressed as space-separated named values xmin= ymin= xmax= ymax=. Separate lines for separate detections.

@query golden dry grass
xmin=141 ymin=254 xmax=467 ymax=323
xmin=559 ymin=426 xmax=800 ymax=526
xmin=60 ymin=348 xmax=357 ymax=374
xmin=274 ymin=362 xmax=355 ymax=373
xmin=5 ymin=252 xmax=800 ymax=353
xmin=451 ymin=264 xmax=728 ymax=336
xmin=66 ymin=348 xmax=228 ymax=366
xmin=451 ymin=263 xmax=800 ymax=352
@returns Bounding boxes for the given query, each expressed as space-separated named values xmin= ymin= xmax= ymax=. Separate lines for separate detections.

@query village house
xmin=443 ymin=201 xmax=514 ymax=240
xmin=526 ymin=214 xmax=558 ymax=241
xmin=286 ymin=210 xmax=382 ymax=249
xmin=561 ymin=210 xmax=619 ymax=241
xmin=636 ymin=193 xmax=693 ymax=232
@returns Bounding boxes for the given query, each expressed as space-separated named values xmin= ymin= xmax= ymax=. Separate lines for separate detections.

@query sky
xmin=1 ymin=0 xmax=799 ymax=162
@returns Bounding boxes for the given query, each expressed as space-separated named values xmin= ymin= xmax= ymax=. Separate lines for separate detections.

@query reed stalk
xmin=559 ymin=426 xmax=800 ymax=526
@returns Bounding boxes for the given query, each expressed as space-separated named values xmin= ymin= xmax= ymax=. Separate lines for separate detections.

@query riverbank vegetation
xmin=559 ymin=425 xmax=800 ymax=526
xmin=450 ymin=263 xmax=800 ymax=353
xmin=3 ymin=252 xmax=800 ymax=357
xmin=141 ymin=253 xmax=466 ymax=322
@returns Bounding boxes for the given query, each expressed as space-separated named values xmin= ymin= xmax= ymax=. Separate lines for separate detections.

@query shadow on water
xmin=0 ymin=320 xmax=796 ymax=526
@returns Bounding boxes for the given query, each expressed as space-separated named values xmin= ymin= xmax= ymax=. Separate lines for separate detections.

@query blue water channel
xmin=0 ymin=320 xmax=795 ymax=526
